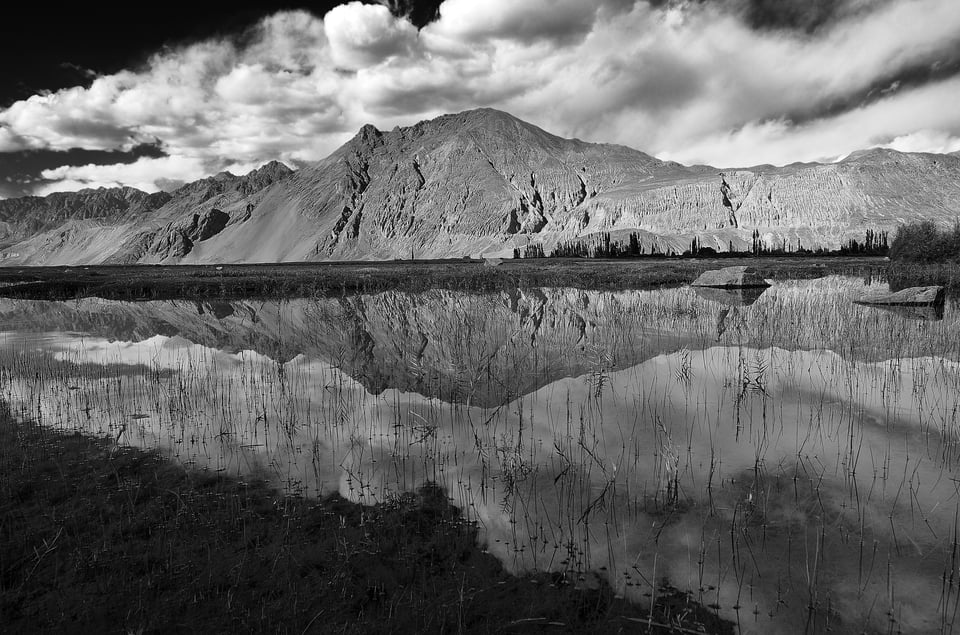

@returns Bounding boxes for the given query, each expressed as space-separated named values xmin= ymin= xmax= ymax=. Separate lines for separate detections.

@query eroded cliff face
xmin=2 ymin=109 xmax=960 ymax=264
xmin=0 ymin=161 xmax=294 ymax=265
xmin=0 ymin=188 xmax=170 ymax=261
xmin=257 ymin=108 xmax=679 ymax=261
xmin=543 ymin=149 xmax=960 ymax=253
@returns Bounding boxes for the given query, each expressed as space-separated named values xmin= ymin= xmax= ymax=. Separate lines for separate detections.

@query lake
xmin=2 ymin=274 xmax=958 ymax=634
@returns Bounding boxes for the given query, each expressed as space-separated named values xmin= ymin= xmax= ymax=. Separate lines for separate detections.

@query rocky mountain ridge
xmin=2 ymin=108 xmax=959 ymax=264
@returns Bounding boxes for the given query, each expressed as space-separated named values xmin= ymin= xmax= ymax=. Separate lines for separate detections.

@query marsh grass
xmin=4 ymin=267 xmax=960 ymax=633
xmin=0 ymin=415 xmax=733 ymax=634
xmin=886 ymin=261 xmax=960 ymax=293
xmin=0 ymin=256 xmax=885 ymax=302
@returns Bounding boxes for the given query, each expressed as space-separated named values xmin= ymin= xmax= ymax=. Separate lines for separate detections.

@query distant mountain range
xmin=2 ymin=108 xmax=960 ymax=265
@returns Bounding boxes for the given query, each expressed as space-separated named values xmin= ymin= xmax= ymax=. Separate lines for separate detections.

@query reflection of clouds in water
xmin=52 ymin=334 xmax=273 ymax=369
xmin=4 ymin=330 xmax=960 ymax=633
xmin=3 ymin=278 xmax=960 ymax=633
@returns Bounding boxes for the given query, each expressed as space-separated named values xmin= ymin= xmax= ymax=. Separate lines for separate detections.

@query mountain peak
xmin=247 ymin=160 xmax=293 ymax=178
xmin=441 ymin=107 xmax=535 ymax=131
xmin=458 ymin=107 xmax=520 ymax=122
xmin=840 ymin=146 xmax=960 ymax=167
xmin=356 ymin=123 xmax=382 ymax=141
xmin=842 ymin=147 xmax=902 ymax=162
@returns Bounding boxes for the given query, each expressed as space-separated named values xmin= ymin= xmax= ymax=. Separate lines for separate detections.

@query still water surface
xmin=2 ymin=276 xmax=960 ymax=634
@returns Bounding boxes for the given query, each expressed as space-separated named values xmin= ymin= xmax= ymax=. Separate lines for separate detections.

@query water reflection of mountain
xmin=1 ymin=277 xmax=957 ymax=405
xmin=5 ymin=277 xmax=960 ymax=633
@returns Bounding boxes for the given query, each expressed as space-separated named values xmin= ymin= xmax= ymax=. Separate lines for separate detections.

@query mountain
xmin=2 ymin=108 xmax=960 ymax=264
xmin=0 ymin=187 xmax=171 ymax=260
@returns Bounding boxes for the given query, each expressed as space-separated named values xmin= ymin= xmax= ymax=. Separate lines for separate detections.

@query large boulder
xmin=694 ymin=285 xmax=767 ymax=306
xmin=854 ymin=285 xmax=945 ymax=306
xmin=691 ymin=266 xmax=770 ymax=288
xmin=863 ymin=304 xmax=944 ymax=321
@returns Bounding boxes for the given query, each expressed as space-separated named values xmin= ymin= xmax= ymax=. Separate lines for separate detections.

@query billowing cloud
xmin=325 ymin=2 xmax=417 ymax=70
xmin=657 ymin=77 xmax=960 ymax=166
xmin=884 ymin=129 xmax=960 ymax=155
xmin=646 ymin=0 xmax=887 ymax=34
xmin=35 ymin=156 xmax=208 ymax=195
xmin=1 ymin=0 xmax=959 ymax=195
xmin=0 ymin=125 xmax=26 ymax=152
xmin=427 ymin=0 xmax=633 ymax=44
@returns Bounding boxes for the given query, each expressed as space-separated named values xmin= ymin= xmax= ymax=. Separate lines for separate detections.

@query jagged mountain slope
xmin=2 ymin=108 xmax=960 ymax=264
xmin=0 ymin=161 xmax=293 ymax=265
xmin=0 ymin=188 xmax=170 ymax=248
xmin=171 ymin=108 xmax=694 ymax=263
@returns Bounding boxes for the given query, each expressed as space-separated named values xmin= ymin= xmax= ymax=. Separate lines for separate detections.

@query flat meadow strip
xmin=0 ymin=256 xmax=887 ymax=302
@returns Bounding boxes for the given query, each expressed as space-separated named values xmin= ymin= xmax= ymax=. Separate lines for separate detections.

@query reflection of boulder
xmin=694 ymin=286 xmax=767 ymax=306
xmin=854 ymin=285 xmax=945 ymax=307
xmin=860 ymin=303 xmax=944 ymax=321
xmin=194 ymin=301 xmax=236 ymax=319
xmin=691 ymin=266 xmax=770 ymax=288
xmin=715 ymin=307 xmax=730 ymax=338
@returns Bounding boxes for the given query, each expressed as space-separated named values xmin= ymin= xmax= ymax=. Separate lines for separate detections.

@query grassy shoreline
xmin=0 ymin=415 xmax=734 ymax=634
xmin=0 ymin=256 xmax=890 ymax=301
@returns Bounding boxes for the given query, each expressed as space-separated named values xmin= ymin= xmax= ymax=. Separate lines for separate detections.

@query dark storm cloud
xmin=780 ymin=53 xmax=960 ymax=125
xmin=647 ymin=0 xmax=887 ymax=33
xmin=591 ymin=52 xmax=707 ymax=115
xmin=738 ymin=0 xmax=850 ymax=32
xmin=377 ymin=0 xmax=444 ymax=28
xmin=0 ymin=144 xmax=166 ymax=199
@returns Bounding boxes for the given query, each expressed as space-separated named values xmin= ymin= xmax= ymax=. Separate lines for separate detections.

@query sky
xmin=1 ymin=0 xmax=959 ymax=199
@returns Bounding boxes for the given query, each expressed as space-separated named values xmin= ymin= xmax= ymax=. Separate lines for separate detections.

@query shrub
xmin=888 ymin=220 xmax=960 ymax=262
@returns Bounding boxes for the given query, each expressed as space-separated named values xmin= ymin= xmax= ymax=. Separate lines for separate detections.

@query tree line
xmin=512 ymin=228 xmax=891 ymax=259
xmin=887 ymin=220 xmax=960 ymax=262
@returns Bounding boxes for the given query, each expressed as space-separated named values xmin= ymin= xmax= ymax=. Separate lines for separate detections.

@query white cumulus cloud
xmin=0 ymin=0 xmax=959 ymax=195
xmin=324 ymin=2 xmax=417 ymax=70
xmin=883 ymin=129 xmax=960 ymax=155
xmin=36 ymin=156 xmax=208 ymax=195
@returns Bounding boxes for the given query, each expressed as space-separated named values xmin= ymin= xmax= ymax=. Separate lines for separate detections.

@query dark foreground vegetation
xmin=888 ymin=220 xmax=960 ymax=263
xmin=0 ymin=414 xmax=733 ymax=634
xmin=525 ymin=228 xmax=889 ymax=259
xmin=0 ymin=256 xmax=888 ymax=301
xmin=877 ymin=220 xmax=960 ymax=291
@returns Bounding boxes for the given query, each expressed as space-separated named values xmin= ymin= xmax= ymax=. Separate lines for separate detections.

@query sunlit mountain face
xmin=4 ymin=109 xmax=960 ymax=265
